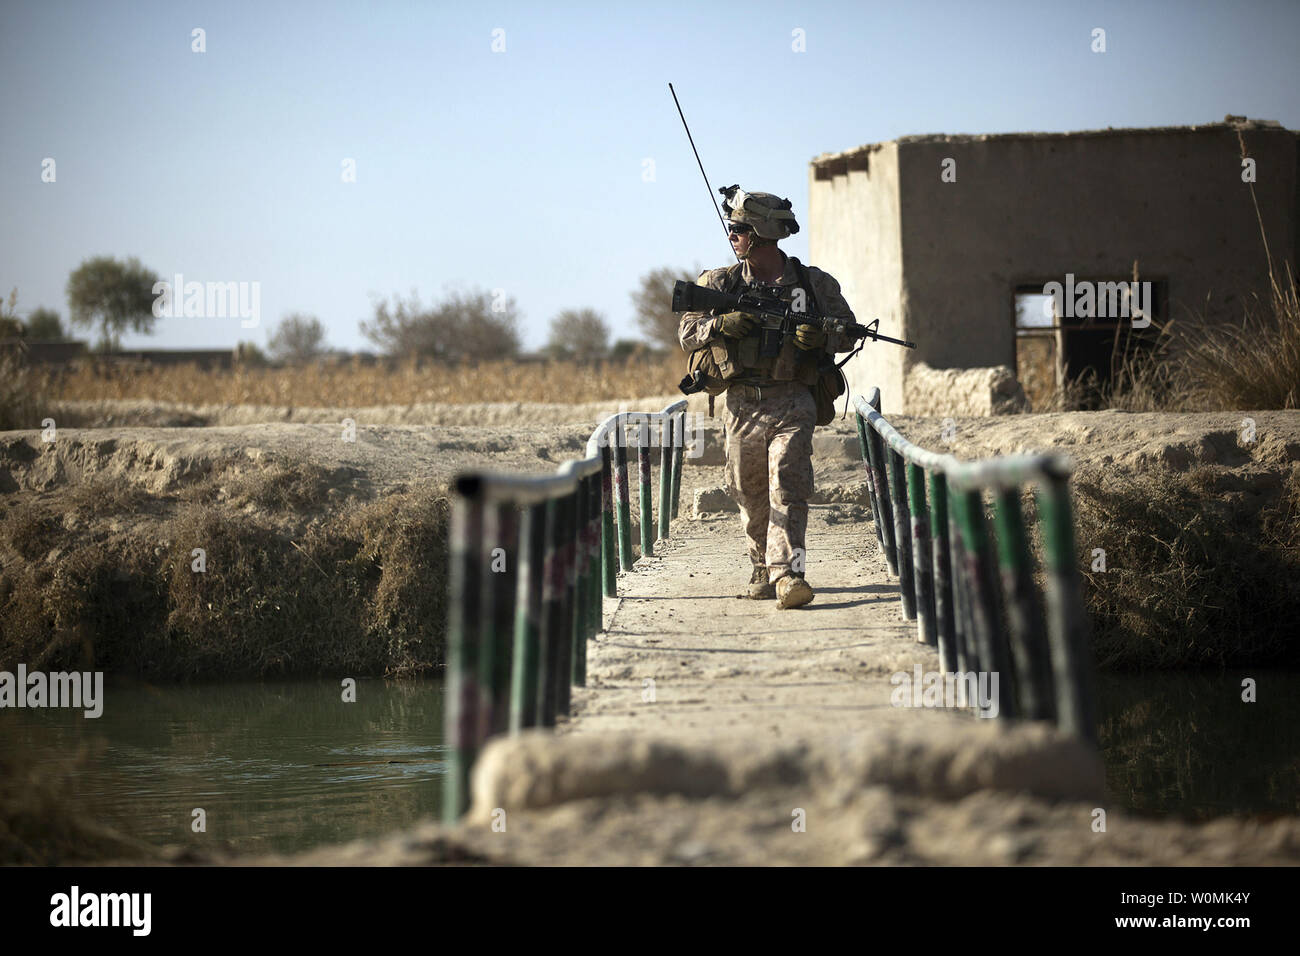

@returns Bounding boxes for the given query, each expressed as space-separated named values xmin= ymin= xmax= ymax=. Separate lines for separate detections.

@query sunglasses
xmin=727 ymin=224 xmax=753 ymax=237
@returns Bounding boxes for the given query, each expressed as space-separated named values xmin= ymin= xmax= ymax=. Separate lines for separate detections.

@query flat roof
xmin=811 ymin=116 xmax=1292 ymax=171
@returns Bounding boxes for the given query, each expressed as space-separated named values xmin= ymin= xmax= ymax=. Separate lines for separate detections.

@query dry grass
xmin=1155 ymin=267 xmax=1300 ymax=411
xmin=0 ymin=748 xmax=155 ymax=864
xmin=0 ymin=470 xmax=452 ymax=679
xmin=1035 ymin=265 xmax=1300 ymax=415
xmin=1072 ymin=133 xmax=1300 ymax=414
xmin=0 ymin=353 xmax=44 ymax=430
xmin=1073 ymin=465 xmax=1300 ymax=669
xmin=24 ymin=354 xmax=684 ymax=408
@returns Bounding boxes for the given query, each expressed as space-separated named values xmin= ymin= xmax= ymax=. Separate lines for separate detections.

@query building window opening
xmin=1013 ymin=279 xmax=1163 ymax=411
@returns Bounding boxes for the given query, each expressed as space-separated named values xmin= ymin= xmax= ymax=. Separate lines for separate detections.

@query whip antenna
xmin=668 ymin=82 xmax=736 ymax=257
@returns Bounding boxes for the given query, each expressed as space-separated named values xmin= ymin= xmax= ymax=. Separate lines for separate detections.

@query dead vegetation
xmin=0 ymin=748 xmax=156 ymax=864
xmin=0 ymin=353 xmax=44 ymax=431
xmin=1055 ymin=134 xmax=1300 ymax=415
xmin=1073 ymin=463 xmax=1300 ymax=669
xmin=17 ymin=354 xmax=682 ymax=409
xmin=0 ymin=462 xmax=451 ymax=680
xmin=1047 ymin=268 xmax=1300 ymax=415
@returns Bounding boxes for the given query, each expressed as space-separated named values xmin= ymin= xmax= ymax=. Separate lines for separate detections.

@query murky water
xmin=4 ymin=668 xmax=1295 ymax=855
xmin=0 ymin=678 xmax=446 ymax=855
xmin=1096 ymin=668 xmax=1300 ymax=820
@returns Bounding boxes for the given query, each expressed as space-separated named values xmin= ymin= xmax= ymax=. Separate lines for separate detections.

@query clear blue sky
xmin=2 ymin=0 xmax=1297 ymax=352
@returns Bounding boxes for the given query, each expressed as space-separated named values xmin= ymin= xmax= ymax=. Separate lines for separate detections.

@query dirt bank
xmin=2 ymin=404 xmax=1297 ymax=679
xmin=0 ymin=422 xmax=566 ymax=678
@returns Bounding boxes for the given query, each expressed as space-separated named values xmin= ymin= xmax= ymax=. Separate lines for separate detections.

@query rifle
xmin=672 ymin=281 xmax=917 ymax=350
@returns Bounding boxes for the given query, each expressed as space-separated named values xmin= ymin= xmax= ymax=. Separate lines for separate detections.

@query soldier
xmin=678 ymin=186 xmax=858 ymax=609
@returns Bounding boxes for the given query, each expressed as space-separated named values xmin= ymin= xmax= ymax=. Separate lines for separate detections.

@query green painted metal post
xmin=929 ymin=471 xmax=956 ymax=674
xmin=601 ymin=445 xmax=617 ymax=596
xmin=536 ymin=496 xmax=562 ymax=727
xmin=907 ymin=461 xmax=936 ymax=645
xmin=637 ymin=419 xmax=654 ymax=558
xmin=994 ymin=488 xmax=1055 ymax=721
xmin=509 ymin=501 xmax=546 ymax=733
xmin=857 ymin=413 xmax=887 ymax=556
xmin=555 ymin=490 xmax=576 ymax=718
xmin=954 ymin=488 xmax=1015 ymax=720
xmin=586 ymin=472 xmax=602 ymax=638
xmin=613 ymin=426 xmax=634 ymax=571
xmin=443 ymin=495 xmax=482 ymax=823
xmin=570 ymin=479 xmax=587 ymax=689
xmin=887 ymin=448 xmax=915 ymax=619
xmin=1037 ymin=474 xmax=1098 ymax=744
xmin=947 ymin=502 xmax=972 ymax=678
xmin=571 ymin=478 xmax=588 ymax=689
xmin=658 ymin=415 xmax=672 ymax=542
xmin=670 ymin=411 xmax=685 ymax=519
xmin=481 ymin=502 xmax=518 ymax=739
xmin=865 ymin=424 xmax=898 ymax=575
xmin=866 ymin=392 xmax=898 ymax=575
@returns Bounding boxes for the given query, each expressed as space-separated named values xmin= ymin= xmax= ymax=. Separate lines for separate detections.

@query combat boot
xmin=776 ymin=574 xmax=814 ymax=609
xmin=748 ymin=565 xmax=776 ymax=600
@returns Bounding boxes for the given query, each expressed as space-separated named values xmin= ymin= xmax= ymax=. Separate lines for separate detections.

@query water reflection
xmin=6 ymin=669 xmax=1295 ymax=854
xmin=0 ymin=678 xmax=446 ymax=855
xmin=1097 ymin=669 xmax=1300 ymax=820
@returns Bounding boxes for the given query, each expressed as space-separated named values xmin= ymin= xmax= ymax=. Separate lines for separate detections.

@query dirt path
xmin=571 ymin=516 xmax=948 ymax=741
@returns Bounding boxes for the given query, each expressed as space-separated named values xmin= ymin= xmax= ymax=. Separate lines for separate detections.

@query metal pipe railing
xmin=443 ymin=400 xmax=688 ymax=820
xmin=854 ymin=389 xmax=1097 ymax=744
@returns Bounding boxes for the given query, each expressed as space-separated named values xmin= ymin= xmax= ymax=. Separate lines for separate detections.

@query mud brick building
xmin=808 ymin=117 xmax=1299 ymax=412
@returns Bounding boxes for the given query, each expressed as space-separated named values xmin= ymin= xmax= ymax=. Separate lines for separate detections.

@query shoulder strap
xmin=787 ymin=257 xmax=822 ymax=314
xmin=723 ymin=262 xmax=745 ymax=295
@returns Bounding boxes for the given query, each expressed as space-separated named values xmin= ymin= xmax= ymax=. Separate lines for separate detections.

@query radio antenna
xmin=668 ymin=83 xmax=737 ymax=259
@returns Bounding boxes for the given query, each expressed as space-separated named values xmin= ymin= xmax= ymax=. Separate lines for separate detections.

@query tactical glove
xmin=794 ymin=324 xmax=827 ymax=350
xmin=717 ymin=311 xmax=758 ymax=339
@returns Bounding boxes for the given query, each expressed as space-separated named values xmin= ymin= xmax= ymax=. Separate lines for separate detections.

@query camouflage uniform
xmin=679 ymin=252 xmax=857 ymax=585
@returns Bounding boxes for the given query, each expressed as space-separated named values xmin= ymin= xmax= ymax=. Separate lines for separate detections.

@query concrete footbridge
xmin=424 ymin=391 xmax=1148 ymax=864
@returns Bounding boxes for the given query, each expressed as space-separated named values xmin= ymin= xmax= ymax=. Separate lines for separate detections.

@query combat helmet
xmin=719 ymin=185 xmax=800 ymax=240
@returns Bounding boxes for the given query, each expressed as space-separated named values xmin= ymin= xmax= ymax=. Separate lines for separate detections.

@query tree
xmin=0 ymin=288 xmax=21 ymax=339
xmin=266 ymin=313 xmax=327 ymax=364
xmin=234 ymin=341 xmax=269 ymax=366
xmin=24 ymin=307 xmax=64 ymax=341
xmin=360 ymin=287 xmax=522 ymax=361
xmin=609 ymin=338 xmax=651 ymax=361
xmin=65 ymin=255 xmax=160 ymax=351
xmin=545 ymin=308 xmax=610 ymax=361
xmin=630 ymin=264 xmax=702 ymax=350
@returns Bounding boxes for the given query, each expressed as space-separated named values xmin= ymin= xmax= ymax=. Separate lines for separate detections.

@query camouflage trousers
xmin=723 ymin=381 xmax=816 ymax=584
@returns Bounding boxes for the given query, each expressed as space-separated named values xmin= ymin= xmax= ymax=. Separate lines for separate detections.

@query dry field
xmin=21 ymin=354 xmax=684 ymax=409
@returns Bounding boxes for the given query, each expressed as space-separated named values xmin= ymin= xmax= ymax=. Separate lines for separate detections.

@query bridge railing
xmin=854 ymin=388 xmax=1096 ymax=744
xmin=442 ymin=399 xmax=689 ymax=819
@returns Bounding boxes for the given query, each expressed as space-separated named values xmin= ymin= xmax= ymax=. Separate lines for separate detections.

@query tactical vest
xmin=711 ymin=258 xmax=822 ymax=387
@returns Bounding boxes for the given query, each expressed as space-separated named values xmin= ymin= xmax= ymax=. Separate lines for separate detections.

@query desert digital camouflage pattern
xmin=718 ymin=186 xmax=800 ymax=240
xmin=679 ymin=250 xmax=858 ymax=589
xmin=723 ymin=381 xmax=817 ymax=584
xmin=677 ymin=252 xmax=858 ymax=361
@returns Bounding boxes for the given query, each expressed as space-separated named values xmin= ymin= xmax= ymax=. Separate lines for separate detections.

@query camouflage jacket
xmin=678 ymin=252 xmax=856 ymax=386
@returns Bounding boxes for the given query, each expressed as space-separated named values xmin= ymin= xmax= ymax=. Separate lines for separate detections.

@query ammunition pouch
xmin=677 ymin=256 xmax=838 ymax=421
xmin=679 ymin=341 xmax=732 ymax=397
xmin=813 ymin=360 xmax=847 ymax=427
